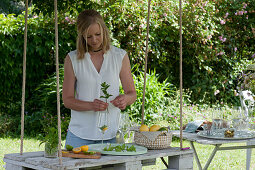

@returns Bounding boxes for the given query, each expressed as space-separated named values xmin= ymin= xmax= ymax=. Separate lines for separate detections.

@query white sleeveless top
xmin=68 ymin=45 xmax=126 ymax=140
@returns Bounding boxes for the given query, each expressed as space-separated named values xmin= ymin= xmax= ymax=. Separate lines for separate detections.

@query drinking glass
xmin=231 ymin=107 xmax=243 ymax=131
xmin=232 ymin=118 xmax=241 ymax=131
xmin=212 ymin=118 xmax=223 ymax=134
xmin=97 ymin=111 xmax=109 ymax=145
xmin=231 ymin=107 xmax=243 ymax=119
xmin=203 ymin=123 xmax=211 ymax=136
xmin=211 ymin=108 xmax=223 ymax=135
xmin=118 ymin=113 xmax=132 ymax=142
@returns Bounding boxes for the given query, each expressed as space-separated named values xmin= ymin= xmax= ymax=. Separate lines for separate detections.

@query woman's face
xmin=85 ymin=23 xmax=103 ymax=51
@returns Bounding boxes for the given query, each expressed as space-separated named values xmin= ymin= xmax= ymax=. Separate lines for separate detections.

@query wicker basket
xmin=134 ymin=131 xmax=172 ymax=150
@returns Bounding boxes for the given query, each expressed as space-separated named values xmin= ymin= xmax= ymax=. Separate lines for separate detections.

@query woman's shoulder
xmin=109 ymin=45 xmax=126 ymax=55
xmin=67 ymin=50 xmax=80 ymax=62
xmin=68 ymin=50 xmax=77 ymax=58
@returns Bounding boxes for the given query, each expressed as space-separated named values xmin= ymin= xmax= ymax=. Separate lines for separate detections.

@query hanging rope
xmin=141 ymin=0 xmax=151 ymax=125
xmin=179 ymin=0 xmax=183 ymax=149
xmin=20 ymin=0 xmax=28 ymax=155
xmin=54 ymin=0 xmax=62 ymax=165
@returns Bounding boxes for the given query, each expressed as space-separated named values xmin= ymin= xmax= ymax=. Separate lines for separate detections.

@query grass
xmin=1 ymin=137 xmax=255 ymax=170
xmin=0 ymin=137 xmax=65 ymax=170
xmin=143 ymin=140 xmax=255 ymax=170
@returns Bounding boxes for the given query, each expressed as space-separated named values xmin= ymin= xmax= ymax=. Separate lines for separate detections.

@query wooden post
xmin=141 ymin=0 xmax=151 ymax=125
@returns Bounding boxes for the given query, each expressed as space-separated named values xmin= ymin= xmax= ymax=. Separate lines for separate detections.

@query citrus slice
xmin=100 ymin=125 xmax=108 ymax=132
xmin=102 ymin=127 xmax=108 ymax=132
xmin=81 ymin=145 xmax=89 ymax=152
xmin=72 ymin=147 xmax=81 ymax=154
xmin=83 ymin=151 xmax=96 ymax=155
xmin=62 ymin=151 xmax=68 ymax=154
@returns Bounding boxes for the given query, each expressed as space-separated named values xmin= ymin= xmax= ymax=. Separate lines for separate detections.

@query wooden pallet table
xmin=4 ymin=146 xmax=193 ymax=170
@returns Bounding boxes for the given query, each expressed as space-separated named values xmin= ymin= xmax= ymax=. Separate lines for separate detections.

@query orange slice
xmin=81 ymin=145 xmax=89 ymax=152
xmin=102 ymin=127 xmax=108 ymax=132
xmin=72 ymin=147 xmax=81 ymax=154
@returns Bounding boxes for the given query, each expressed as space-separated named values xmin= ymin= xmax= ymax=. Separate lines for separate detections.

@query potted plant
xmin=39 ymin=113 xmax=59 ymax=158
xmin=39 ymin=126 xmax=59 ymax=158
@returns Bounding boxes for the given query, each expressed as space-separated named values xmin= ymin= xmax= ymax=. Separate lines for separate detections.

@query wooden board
xmin=61 ymin=150 xmax=101 ymax=159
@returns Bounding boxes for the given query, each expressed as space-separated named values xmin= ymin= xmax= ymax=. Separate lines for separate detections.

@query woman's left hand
xmin=110 ymin=95 xmax=127 ymax=110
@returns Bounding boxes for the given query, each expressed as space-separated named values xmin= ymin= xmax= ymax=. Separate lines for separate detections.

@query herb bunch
xmin=103 ymin=144 xmax=136 ymax=152
xmin=100 ymin=82 xmax=113 ymax=103
xmin=100 ymin=82 xmax=113 ymax=113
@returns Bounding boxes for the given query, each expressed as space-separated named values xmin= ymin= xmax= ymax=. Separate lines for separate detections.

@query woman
xmin=62 ymin=9 xmax=136 ymax=148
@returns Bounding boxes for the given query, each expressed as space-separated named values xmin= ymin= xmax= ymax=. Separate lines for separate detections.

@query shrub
xmin=188 ymin=0 xmax=255 ymax=106
xmin=0 ymin=11 xmax=76 ymax=118
xmin=122 ymin=67 xmax=192 ymax=130
xmin=100 ymin=0 xmax=255 ymax=105
xmin=25 ymin=66 xmax=70 ymax=137
xmin=2 ymin=0 xmax=255 ymax=136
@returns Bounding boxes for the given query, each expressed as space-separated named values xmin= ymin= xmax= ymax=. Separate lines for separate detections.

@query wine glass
xmin=97 ymin=111 xmax=109 ymax=145
xmin=118 ymin=113 xmax=132 ymax=142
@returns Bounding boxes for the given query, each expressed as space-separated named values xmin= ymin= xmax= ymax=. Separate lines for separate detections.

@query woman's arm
xmin=110 ymin=54 xmax=137 ymax=110
xmin=62 ymin=55 xmax=108 ymax=112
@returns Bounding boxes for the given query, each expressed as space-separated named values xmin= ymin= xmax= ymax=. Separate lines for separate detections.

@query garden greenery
xmin=0 ymin=0 xmax=254 ymax=136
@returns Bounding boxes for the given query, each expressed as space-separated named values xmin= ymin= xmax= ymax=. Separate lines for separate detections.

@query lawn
xmin=1 ymin=137 xmax=255 ymax=170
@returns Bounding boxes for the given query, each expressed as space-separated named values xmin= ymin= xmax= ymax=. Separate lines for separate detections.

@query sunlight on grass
xmin=143 ymin=140 xmax=255 ymax=170
xmin=0 ymin=137 xmax=65 ymax=170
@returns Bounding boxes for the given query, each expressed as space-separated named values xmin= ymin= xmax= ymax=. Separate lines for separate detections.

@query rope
xmin=141 ymin=0 xmax=151 ymax=125
xmin=20 ymin=0 xmax=28 ymax=155
xmin=54 ymin=0 xmax=62 ymax=165
xmin=179 ymin=0 xmax=183 ymax=149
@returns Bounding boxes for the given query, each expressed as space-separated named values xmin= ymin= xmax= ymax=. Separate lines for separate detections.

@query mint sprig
xmin=100 ymin=82 xmax=113 ymax=113
xmin=103 ymin=144 xmax=136 ymax=152
xmin=100 ymin=82 xmax=113 ymax=103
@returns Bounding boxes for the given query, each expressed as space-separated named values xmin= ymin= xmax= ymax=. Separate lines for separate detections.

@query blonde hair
xmin=76 ymin=9 xmax=111 ymax=59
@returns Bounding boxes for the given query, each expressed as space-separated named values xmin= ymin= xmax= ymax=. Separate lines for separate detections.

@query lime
xmin=66 ymin=144 xmax=73 ymax=151
xmin=158 ymin=127 xmax=168 ymax=131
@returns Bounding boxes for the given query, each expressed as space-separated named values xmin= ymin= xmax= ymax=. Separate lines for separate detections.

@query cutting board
xmin=61 ymin=150 xmax=101 ymax=159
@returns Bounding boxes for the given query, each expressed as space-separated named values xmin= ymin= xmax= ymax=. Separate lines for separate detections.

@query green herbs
xmin=99 ymin=125 xmax=108 ymax=132
xmin=103 ymin=144 xmax=136 ymax=152
xmin=100 ymin=82 xmax=112 ymax=113
xmin=39 ymin=127 xmax=59 ymax=154
xmin=100 ymin=82 xmax=113 ymax=103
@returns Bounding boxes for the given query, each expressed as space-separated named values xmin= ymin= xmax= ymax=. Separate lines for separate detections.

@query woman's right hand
xmin=92 ymin=99 xmax=108 ymax=112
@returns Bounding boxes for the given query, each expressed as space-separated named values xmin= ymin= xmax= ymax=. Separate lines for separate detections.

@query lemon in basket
xmin=149 ymin=125 xmax=161 ymax=132
xmin=139 ymin=124 xmax=149 ymax=132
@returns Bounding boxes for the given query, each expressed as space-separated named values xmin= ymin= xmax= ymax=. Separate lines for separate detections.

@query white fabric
xmin=239 ymin=90 xmax=254 ymax=117
xmin=68 ymin=45 xmax=126 ymax=140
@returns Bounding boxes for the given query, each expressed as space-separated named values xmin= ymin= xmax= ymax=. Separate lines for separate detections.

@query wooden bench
xmin=4 ymin=147 xmax=193 ymax=170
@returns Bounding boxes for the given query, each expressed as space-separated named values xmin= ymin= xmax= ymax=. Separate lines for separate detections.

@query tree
xmin=0 ymin=0 xmax=30 ymax=15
